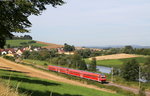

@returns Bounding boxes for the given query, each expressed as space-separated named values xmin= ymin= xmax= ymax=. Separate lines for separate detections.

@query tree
xmin=22 ymin=50 xmax=30 ymax=59
xmin=121 ymin=59 xmax=139 ymax=81
xmin=88 ymin=58 xmax=97 ymax=71
xmin=7 ymin=44 xmax=11 ymax=48
xmin=142 ymin=57 xmax=150 ymax=81
xmin=0 ymin=0 xmax=64 ymax=48
xmin=28 ymin=51 xmax=40 ymax=60
xmin=63 ymin=43 xmax=75 ymax=52
xmin=39 ymin=50 xmax=51 ymax=60
xmin=78 ymin=60 xmax=87 ymax=70
xmin=122 ymin=45 xmax=134 ymax=54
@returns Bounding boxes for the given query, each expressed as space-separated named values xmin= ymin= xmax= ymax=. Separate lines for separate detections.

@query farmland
xmin=86 ymin=57 xmax=147 ymax=67
xmin=6 ymin=40 xmax=47 ymax=47
xmin=89 ymin=53 xmax=142 ymax=60
xmin=5 ymin=40 xmax=64 ymax=49
xmin=0 ymin=64 xmax=123 ymax=96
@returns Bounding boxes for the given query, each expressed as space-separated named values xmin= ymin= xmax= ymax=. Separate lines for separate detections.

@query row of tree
xmin=7 ymin=35 xmax=32 ymax=40
xmin=104 ymin=46 xmax=150 ymax=55
xmin=22 ymin=49 xmax=58 ymax=60
xmin=22 ymin=50 xmax=97 ymax=71
xmin=76 ymin=46 xmax=150 ymax=59
xmin=50 ymin=55 xmax=97 ymax=71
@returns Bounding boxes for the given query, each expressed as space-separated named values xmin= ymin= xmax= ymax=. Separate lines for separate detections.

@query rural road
xmin=0 ymin=57 xmax=150 ymax=96
xmin=108 ymin=83 xmax=150 ymax=96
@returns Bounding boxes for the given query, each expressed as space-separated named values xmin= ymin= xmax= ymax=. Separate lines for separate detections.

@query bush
xmin=3 ymin=56 xmax=15 ymax=61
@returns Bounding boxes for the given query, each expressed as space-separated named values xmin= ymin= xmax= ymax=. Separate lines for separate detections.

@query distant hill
xmin=36 ymin=41 xmax=63 ymax=49
xmin=86 ymin=45 xmax=150 ymax=49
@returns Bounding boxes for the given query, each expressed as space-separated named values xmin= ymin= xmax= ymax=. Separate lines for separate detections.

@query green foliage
xmin=50 ymin=54 xmax=88 ymax=70
xmin=28 ymin=51 xmax=41 ymax=60
xmin=76 ymin=49 xmax=92 ymax=58
xmin=6 ymin=44 xmax=11 ymax=48
xmin=22 ymin=51 xmax=30 ymax=59
xmin=20 ymin=42 xmax=28 ymax=45
xmin=141 ymin=57 xmax=150 ymax=81
xmin=63 ymin=43 xmax=75 ymax=52
xmin=121 ymin=59 xmax=139 ymax=81
xmin=88 ymin=58 xmax=97 ymax=71
xmin=3 ymin=56 xmax=15 ymax=61
xmin=122 ymin=46 xmax=134 ymax=54
xmin=78 ymin=60 xmax=87 ymax=70
xmin=134 ymin=48 xmax=150 ymax=55
xmin=0 ymin=0 xmax=64 ymax=48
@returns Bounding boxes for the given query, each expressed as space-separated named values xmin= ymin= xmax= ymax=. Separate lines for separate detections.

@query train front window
xmin=100 ymin=74 xmax=106 ymax=78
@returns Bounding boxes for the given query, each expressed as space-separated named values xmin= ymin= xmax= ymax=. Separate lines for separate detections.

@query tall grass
xmin=0 ymin=79 xmax=24 ymax=96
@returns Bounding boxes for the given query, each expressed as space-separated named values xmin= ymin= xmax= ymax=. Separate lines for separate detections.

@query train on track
xmin=48 ymin=65 xmax=106 ymax=83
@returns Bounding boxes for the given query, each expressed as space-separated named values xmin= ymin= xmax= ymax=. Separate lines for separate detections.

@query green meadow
xmin=6 ymin=40 xmax=46 ymax=47
xmin=0 ymin=69 xmax=124 ymax=96
xmin=23 ymin=59 xmax=54 ymax=67
xmin=85 ymin=57 xmax=147 ymax=68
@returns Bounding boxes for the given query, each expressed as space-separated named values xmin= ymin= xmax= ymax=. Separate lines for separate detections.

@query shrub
xmin=3 ymin=56 xmax=15 ymax=61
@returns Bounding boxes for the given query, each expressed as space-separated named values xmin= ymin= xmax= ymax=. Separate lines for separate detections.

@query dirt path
xmin=0 ymin=57 xmax=113 ymax=93
xmin=108 ymin=83 xmax=150 ymax=96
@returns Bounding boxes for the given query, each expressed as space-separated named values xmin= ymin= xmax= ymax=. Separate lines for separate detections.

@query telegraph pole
xmin=139 ymin=66 xmax=141 ymax=89
xmin=111 ymin=67 xmax=113 ymax=83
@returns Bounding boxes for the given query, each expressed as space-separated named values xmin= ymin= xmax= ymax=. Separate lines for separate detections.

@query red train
xmin=48 ymin=65 xmax=106 ymax=83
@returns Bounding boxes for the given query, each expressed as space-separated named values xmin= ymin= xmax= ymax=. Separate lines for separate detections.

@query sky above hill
xmin=23 ymin=0 xmax=150 ymax=46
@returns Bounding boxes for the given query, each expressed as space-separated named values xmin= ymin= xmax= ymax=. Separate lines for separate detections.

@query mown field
xmin=85 ymin=57 xmax=147 ymax=68
xmin=6 ymin=40 xmax=47 ymax=47
xmin=0 ymin=69 xmax=123 ymax=96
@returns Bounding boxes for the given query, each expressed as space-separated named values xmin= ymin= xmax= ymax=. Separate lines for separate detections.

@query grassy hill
xmin=37 ymin=41 xmax=63 ymax=49
xmin=0 ymin=69 xmax=123 ymax=96
xmin=6 ymin=40 xmax=63 ymax=48
xmin=6 ymin=40 xmax=46 ymax=47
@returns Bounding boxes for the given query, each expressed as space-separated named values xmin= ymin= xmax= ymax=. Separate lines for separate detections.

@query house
xmin=8 ymin=49 xmax=16 ymax=54
xmin=33 ymin=48 xmax=38 ymax=51
xmin=0 ymin=49 xmax=7 ymax=55
xmin=16 ymin=49 xmax=24 ymax=56
xmin=57 ymin=48 xmax=65 ymax=54
xmin=64 ymin=52 xmax=75 ymax=55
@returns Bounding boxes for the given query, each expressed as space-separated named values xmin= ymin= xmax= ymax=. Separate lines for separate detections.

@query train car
xmin=99 ymin=74 xmax=106 ymax=82
xmin=68 ymin=69 xmax=82 ymax=77
xmin=48 ymin=65 xmax=58 ymax=72
xmin=58 ymin=67 xmax=68 ymax=74
xmin=82 ymin=71 xmax=106 ymax=82
xmin=48 ymin=65 xmax=106 ymax=83
xmin=82 ymin=71 xmax=100 ymax=81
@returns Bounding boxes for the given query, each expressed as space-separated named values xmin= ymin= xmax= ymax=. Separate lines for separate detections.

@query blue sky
xmin=22 ymin=0 xmax=150 ymax=46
